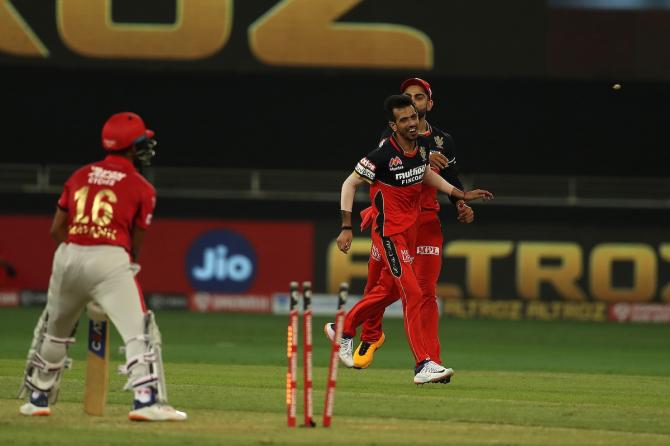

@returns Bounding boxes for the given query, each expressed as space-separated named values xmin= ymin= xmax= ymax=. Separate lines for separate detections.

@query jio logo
xmin=186 ymin=230 xmax=257 ymax=292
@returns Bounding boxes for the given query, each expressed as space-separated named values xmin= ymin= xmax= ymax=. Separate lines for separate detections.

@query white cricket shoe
xmin=129 ymin=404 xmax=188 ymax=422
xmin=20 ymin=402 xmax=51 ymax=417
xmin=413 ymin=361 xmax=454 ymax=384
xmin=324 ymin=323 xmax=354 ymax=368
xmin=19 ymin=392 xmax=51 ymax=416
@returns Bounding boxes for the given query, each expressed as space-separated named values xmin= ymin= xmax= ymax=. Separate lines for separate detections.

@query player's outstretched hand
xmin=429 ymin=152 xmax=449 ymax=170
xmin=463 ymin=189 xmax=494 ymax=201
xmin=456 ymin=200 xmax=474 ymax=223
xmin=337 ymin=230 xmax=353 ymax=254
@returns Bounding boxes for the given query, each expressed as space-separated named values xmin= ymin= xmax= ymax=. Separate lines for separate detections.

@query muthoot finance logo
xmin=186 ymin=230 xmax=257 ymax=292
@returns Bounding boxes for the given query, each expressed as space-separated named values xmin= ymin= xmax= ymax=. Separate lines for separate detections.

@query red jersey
xmin=379 ymin=124 xmax=462 ymax=213
xmin=57 ymin=155 xmax=156 ymax=255
xmin=354 ymin=135 xmax=429 ymax=237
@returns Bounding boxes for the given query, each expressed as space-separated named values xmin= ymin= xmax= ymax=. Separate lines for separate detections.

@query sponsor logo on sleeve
xmin=359 ymin=157 xmax=376 ymax=171
xmin=355 ymin=162 xmax=375 ymax=181
xmin=434 ymin=135 xmax=444 ymax=148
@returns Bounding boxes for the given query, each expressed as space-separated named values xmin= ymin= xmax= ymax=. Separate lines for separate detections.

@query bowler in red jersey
xmin=326 ymin=95 xmax=492 ymax=385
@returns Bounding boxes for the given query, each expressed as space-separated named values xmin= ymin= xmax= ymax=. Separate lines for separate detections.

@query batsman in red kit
xmin=18 ymin=112 xmax=186 ymax=421
xmin=355 ymin=77 xmax=473 ymax=371
xmin=326 ymin=95 xmax=493 ymax=384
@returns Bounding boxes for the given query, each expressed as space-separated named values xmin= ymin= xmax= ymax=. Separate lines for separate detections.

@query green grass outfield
xmin=1 ymin=308 xmax=669 ymax=446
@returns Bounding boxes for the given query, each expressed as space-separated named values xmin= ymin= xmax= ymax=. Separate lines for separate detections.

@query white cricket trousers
xmin=38 ymin=242 xmax=148 ymax=387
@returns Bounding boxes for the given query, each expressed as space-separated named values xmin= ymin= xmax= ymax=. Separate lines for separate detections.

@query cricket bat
xmin=83 ymin=317 xmax=110 ymax=416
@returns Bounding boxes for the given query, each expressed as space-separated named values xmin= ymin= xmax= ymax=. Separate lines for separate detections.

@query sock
xmin=134 ymin=388 xmax=153 ymax=403
xmin=414 ymin=359 xmax=430 ymax=374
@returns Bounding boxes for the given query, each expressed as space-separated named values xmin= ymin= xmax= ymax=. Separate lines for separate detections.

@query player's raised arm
xmin=337 ymin=172 xmax=365 ymax=254
xmin=422 ymin=168 xmax=494 ymax=202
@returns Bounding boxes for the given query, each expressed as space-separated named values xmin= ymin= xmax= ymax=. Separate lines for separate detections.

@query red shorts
xmin=342 ymin=223 xmax=436 ymax=365
xmin=359 ymin=210 xmax=443 ymax=364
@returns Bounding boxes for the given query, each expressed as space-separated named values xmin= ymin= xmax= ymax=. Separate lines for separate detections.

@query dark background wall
xmin=2 ymin=66 xmax=668 ymax=177
xmin=2 ymin=0 xmax=670 ymax=177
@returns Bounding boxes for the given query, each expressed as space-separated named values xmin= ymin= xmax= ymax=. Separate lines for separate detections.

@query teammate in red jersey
xmin=19 ymin=112 xmax=186 ymax=421
xmin=326 ymin=95 xmax=492 ymax=384
xmin=354 ymin=78 xmax=473 ymax=371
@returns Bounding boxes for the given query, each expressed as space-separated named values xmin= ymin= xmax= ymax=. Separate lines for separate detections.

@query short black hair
xmin=384 ymin=94 xmax=414 ymax=122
